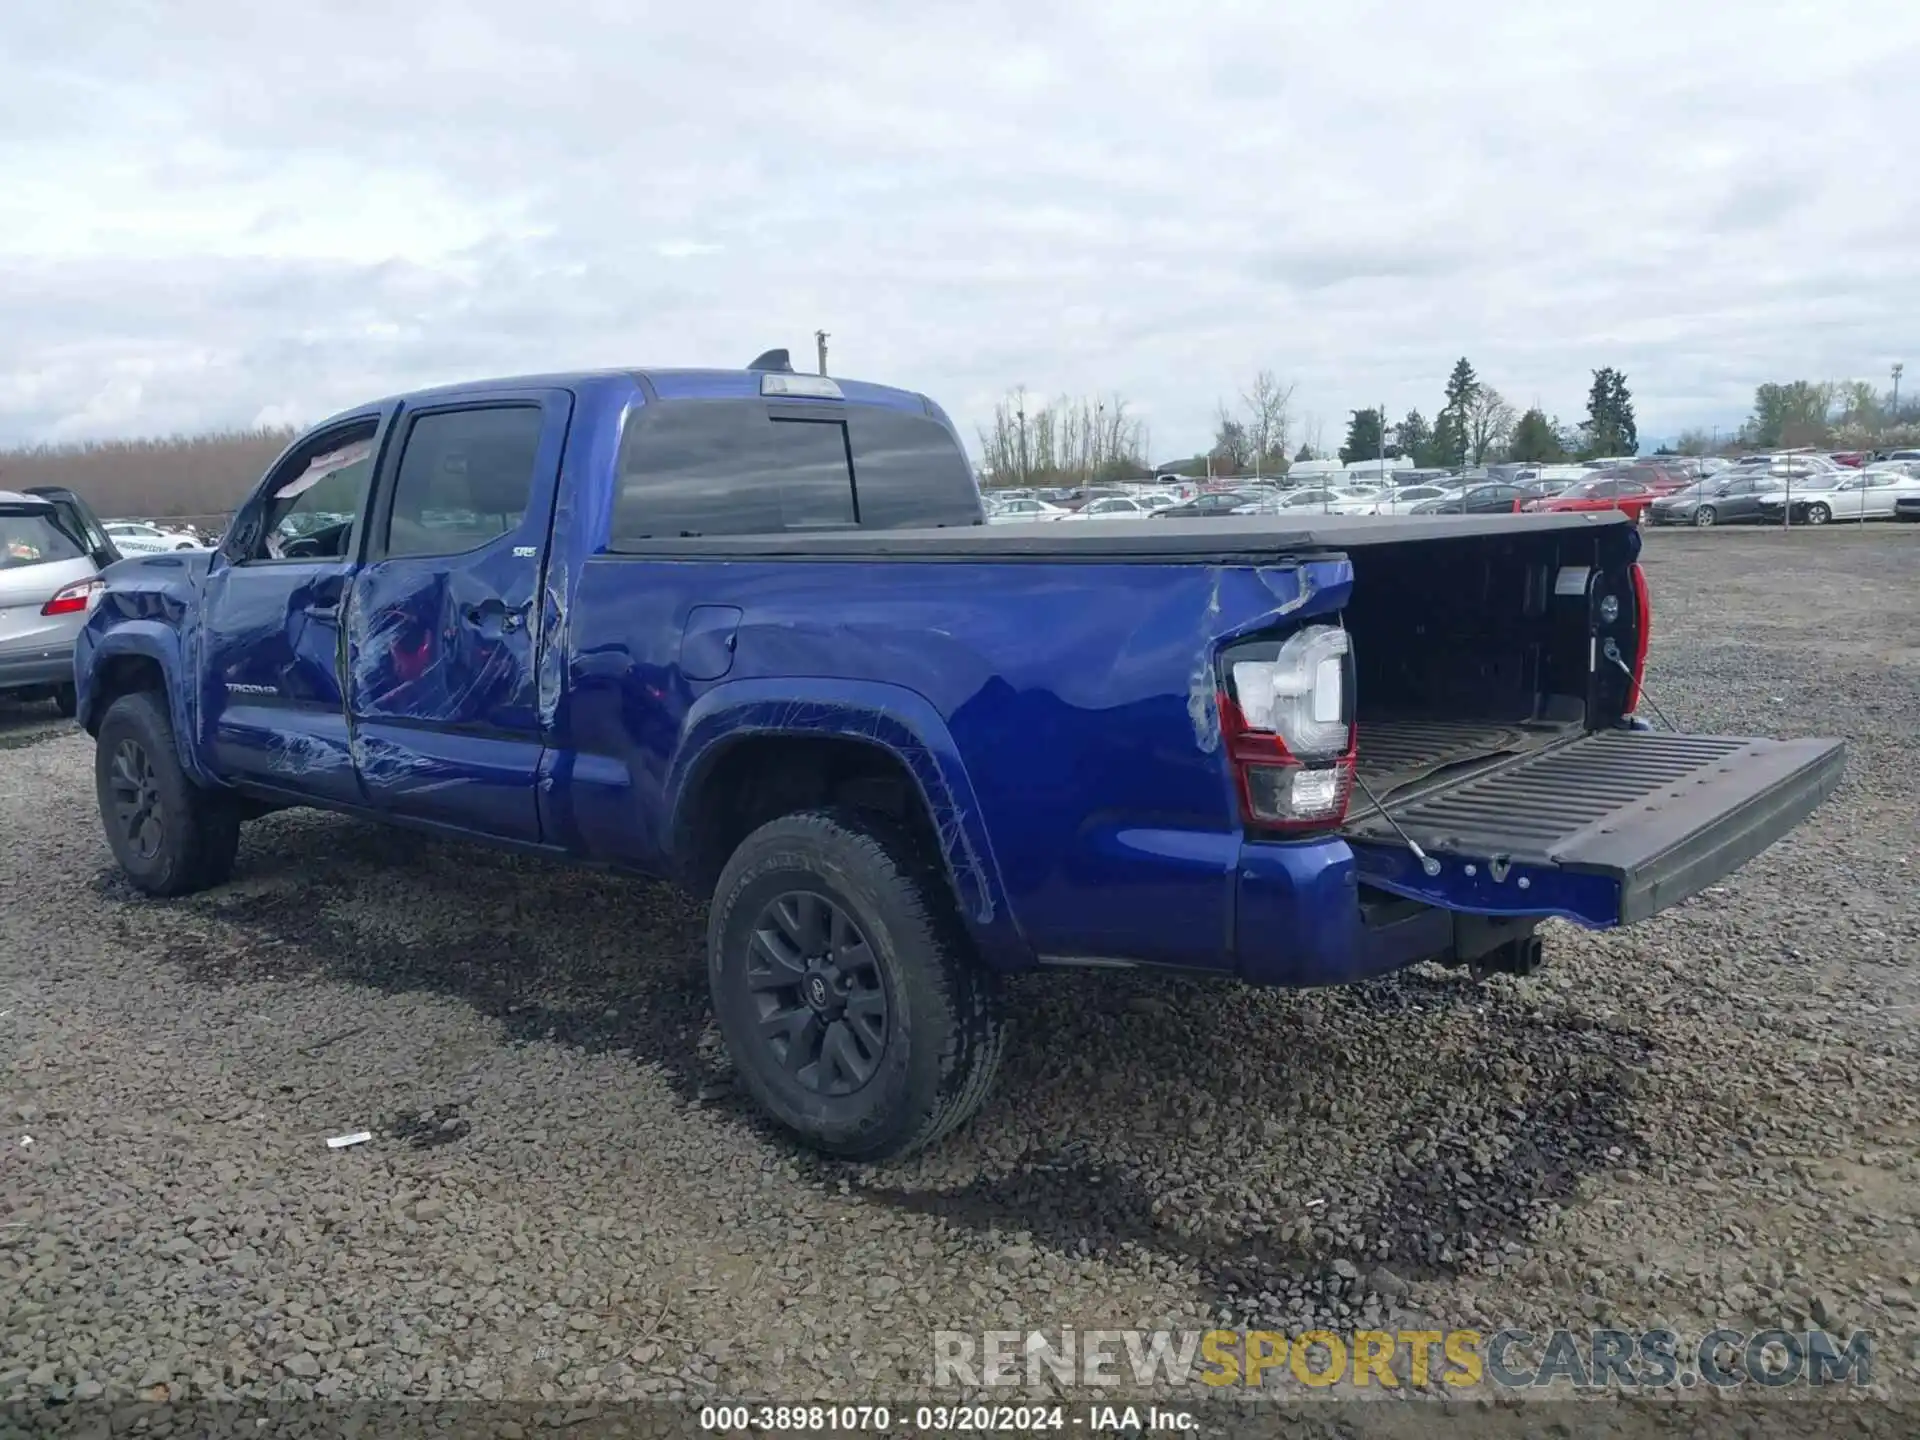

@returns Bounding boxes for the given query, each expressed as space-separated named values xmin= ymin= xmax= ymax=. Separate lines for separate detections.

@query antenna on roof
xmin=747 ymin=348 xmax=794 ymax=373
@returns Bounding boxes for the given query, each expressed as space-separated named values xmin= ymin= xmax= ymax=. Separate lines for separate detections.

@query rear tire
xmin=94 ymin=691 xmax=242 ymax=896
xmin=1693 ymin=506 xmax=1716 ymax=527
xmin=52 ymin=683 xmax=77 ymax=719
xmin=708 ymin=808 xmax=1007 ymax=1161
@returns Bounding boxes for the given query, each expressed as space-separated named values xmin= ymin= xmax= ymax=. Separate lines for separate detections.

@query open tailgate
xmin=1343 ymin=729 xmax=1845 ymax=927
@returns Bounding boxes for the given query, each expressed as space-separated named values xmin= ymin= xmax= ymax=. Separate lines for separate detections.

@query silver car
xmin=1 ymin=490 xmax=109 ymax=715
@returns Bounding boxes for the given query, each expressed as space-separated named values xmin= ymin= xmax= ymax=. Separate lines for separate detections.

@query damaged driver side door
xmin=344 ymin=390 xmax=570 ymax=843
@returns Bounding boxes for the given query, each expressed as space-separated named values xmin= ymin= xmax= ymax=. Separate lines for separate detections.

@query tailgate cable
xmin=1601 ymin=638 xmax=1677 ymax=731
xmin=1350 ymin=768 xmax=1443 ymax=877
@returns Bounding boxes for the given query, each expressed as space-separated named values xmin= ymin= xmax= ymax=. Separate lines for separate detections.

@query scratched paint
xmin=675 ymin=696 xmax=1002 ymax=928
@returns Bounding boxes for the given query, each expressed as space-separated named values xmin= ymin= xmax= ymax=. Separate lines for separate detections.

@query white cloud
xmin=2 ymin=0 xmax=1916 ymax=452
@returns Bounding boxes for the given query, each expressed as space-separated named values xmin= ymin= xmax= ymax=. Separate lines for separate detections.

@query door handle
xmin=303 ymin=602 xmax=340 ymax=622
xmin=461 ymin=600 xmax=529 ymax=632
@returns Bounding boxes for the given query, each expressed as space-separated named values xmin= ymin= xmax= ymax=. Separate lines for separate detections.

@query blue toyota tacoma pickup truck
xmin=74 ymin=354 xmax=1845 ymax=1159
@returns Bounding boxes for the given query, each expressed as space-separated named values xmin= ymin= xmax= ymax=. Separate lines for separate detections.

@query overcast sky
xmin=3 ymin=1 xmax=1915 ymax=458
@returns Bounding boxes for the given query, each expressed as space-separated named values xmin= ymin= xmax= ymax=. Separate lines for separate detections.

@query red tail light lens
xmin=1218 ymin=623 xmax=1356 ymax=832
xmin=1625 ymin=561 xmax=1652 ymax=713
xmin=42 ymin=578 xmax=103 ymax=616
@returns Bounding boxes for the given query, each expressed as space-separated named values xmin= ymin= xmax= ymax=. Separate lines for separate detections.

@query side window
xmin=845 ymin=407 xmax=983 ymax=529
xmin=248 ymin=420 xmax=379 ymax=561
xmin=385 ymin=406 xmax=544 ymax=559
xmin=611 ymin=400 xmax=855 ymax=544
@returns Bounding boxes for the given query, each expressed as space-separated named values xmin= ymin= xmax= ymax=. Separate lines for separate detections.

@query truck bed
xmin=1352 ymin=717 xmax=1573 ymax=797
xmin=601 ymin=509 xmax=1631 ymax=562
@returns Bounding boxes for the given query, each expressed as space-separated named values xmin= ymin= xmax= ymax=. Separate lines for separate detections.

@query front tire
xmin=1693 ymin=506 xmax=1717 ymax=527
xmin=708 ymin=808 xmax=1007 ymax=1161
xmin=94 ymin=692 xmax=241 ymax=896
xmin=1805 ymin=502 xmax=1831 ymax=525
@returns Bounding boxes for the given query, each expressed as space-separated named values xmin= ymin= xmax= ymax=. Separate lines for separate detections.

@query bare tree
xmin=1211 ymin=402 xmax=1251 ymax=472
xmin=975 ymin=388 xmax=1148 ymax=487
xmin=1240 ymin=370 xmax=1295 ymax=474
xmin=1467 ymin=385 xmax=1517 ymax=464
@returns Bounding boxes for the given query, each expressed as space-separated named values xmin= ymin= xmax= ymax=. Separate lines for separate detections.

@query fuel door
xmin=680 ymin=604 xmax=743 ymax=681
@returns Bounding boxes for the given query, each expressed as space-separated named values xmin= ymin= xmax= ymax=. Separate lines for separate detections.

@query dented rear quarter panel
xmin=562 ymin=548 xmax=1351 ymax=972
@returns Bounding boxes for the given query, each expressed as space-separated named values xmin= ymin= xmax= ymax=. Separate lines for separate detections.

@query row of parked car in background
xmin=983 ymin=447 xmax=1920 ymax=528
xmin=99 ymin=517 xmax=213 ymax=553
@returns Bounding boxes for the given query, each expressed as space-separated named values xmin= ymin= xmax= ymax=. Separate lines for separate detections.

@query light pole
xmin=1894 ymin=363 xmax=1904 ymax=430
xmin=815 ymin=330 xmax=829 ymax=376
xmin=1017 ymin=405 xmax=1028 ymax=489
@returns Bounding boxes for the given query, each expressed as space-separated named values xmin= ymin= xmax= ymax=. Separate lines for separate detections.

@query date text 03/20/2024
xmin=698 ymin=1405 xmax=1195 ymax=1432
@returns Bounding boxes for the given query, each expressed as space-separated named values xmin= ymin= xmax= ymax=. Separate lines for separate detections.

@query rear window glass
xmin=1 ymin=511 xmax=86 ymax=569
xmin=612 ymin=401 xmax=854 ymax=542
xmin=610 ymin=398 xmax=982 ymax=545
xmin=844 ymin=406 xmax=982 ymax=529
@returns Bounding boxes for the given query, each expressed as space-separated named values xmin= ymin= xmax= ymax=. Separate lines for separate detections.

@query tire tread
xmin=96 ymin=691 xmax=241 ymax=896
xmin=709 ymin=807 xmax=1007 ymax=1161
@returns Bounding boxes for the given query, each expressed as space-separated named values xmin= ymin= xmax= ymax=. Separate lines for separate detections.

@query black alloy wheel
xmin=93 ymin=690 xmax=243 ymax=895
xmin=747 ymin=890 xmax=890 ymax=1096
xmin=107 ymin=737 xmax=166 ymax=862
xmin=707 ymin=808 xmax=1008 ymax=1160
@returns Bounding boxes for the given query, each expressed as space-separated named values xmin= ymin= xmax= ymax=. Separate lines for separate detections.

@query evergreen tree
xmin=1508 ymin=407 xmax=1564 ymax=463
xmin=1339 ymin=409 xmax=1384 ymax=465
xmin=1582 ymin=367 xmax=1639 ymax=457
xmin=1395 ymin=410 xmax=1432 ymax=467
xmin=1435 ymin=358 xmax=1480 ymax=468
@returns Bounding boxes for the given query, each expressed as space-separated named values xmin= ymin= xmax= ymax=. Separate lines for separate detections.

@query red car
xmin=1521 ymin=474 xmax=1657 ymax=521
xmin=1623 ymin=464 xmax=1696 ymax=495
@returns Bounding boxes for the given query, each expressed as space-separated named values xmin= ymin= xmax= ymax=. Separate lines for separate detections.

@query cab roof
xmin=335 ymin=368 xmax=936 ymax=421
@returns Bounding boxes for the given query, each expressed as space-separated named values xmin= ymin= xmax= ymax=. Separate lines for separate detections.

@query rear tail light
xmin=1218 ymin=623 xmax=1355 ymax=832
xmin=1624 ymin=561 xmax=1652 ymax=713
xmin=42 ymin=578 xmax=104 ymax=616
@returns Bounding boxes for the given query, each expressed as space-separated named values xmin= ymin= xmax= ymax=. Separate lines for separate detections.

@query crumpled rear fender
xmin=665 ymin=677 xmax=1029 ymax=970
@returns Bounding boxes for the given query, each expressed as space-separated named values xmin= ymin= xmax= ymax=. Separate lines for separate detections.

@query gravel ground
xmin=2 ymin=527 xmax=1916 ymax=1430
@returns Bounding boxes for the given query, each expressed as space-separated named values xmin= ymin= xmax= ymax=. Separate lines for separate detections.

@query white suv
xmin=1 ymin=492 xmax=109 ymax=715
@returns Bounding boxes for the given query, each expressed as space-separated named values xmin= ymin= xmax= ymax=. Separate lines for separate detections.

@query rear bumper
xmin=0 ymin=643 xmax=75 ymax=692
xmin=1233 ymin=837 xmax=1460 ymax=986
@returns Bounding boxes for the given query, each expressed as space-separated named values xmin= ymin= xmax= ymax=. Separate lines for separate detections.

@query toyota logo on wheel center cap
xmin=806 ymin=975 xmax=829 ymax=1009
